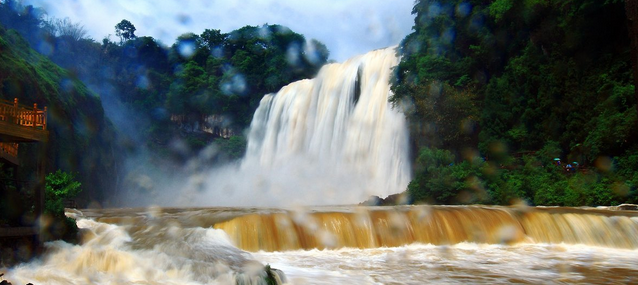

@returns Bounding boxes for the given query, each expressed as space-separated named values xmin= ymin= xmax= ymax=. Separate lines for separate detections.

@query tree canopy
xmin=0 ymin=3 xmax=331 ymax=205
xmin=115 ymin=19 xmax=136 ymax=42
xmin=393 ymin=0 xmax=638 ymax=206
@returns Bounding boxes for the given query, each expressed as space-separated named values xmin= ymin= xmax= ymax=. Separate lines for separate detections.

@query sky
xmin=23 ymin=0 xmax=416 ymax=62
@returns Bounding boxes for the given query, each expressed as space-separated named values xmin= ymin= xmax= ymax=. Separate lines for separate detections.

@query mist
xmin=119 ymin=46 xmax=410 ymax=208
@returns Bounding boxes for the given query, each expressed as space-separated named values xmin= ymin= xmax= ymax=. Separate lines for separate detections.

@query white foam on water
xmin=170 ymin=47 xmax=410 ymax=207
xmin=5 ymin=218 xmax=260 ymax=285
xmin=253 ymin=243 xmax=638 ymax=284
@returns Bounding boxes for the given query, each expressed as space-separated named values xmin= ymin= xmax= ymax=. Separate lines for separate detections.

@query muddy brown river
xmin=4 ymin=205 xmax=638 ymax=284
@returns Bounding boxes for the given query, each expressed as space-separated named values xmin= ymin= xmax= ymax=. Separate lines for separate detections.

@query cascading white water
xmin=5 ymin=211 xmax=286 ymax=285
xmin=238 ymin=46 xmax=410 ymax=205
xmin=154 ymin=46 xmax=410 ymax=207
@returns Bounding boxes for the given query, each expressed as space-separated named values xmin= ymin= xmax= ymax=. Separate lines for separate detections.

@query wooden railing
xmin=0 ymin=98 xmax=47 ymax=130
xmin=0 ymin=142 xmax=19 ymax=158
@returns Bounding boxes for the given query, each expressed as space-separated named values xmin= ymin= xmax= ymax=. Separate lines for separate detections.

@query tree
xmin=407 ymin=147 xmax=490 ymax=205
xmin=43 ymin=170 xmax=83 ymax=242
xmin=394 ymin=0 xmax=637 ymax=207
xmin=305 ymin=39 xmax=329 ymax=66
xmin=45 ymin=170 xmax=82 ymax=216
xmin=217 ymin=136 xmax=247 ymax=160
xmin=115 ymin=19 xmax=136 ymax=43
xmin=200 ymin=28 xmax=227 ymax=51
xmin=52 ymin=17 xmax=88 ymax=41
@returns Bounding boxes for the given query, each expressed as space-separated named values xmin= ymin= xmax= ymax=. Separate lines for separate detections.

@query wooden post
xmin=33 ymin=103 xmax=37 ymax=128
xmin=43 ymin=106 xmax=47 ymax=130
xmin=13 ymin=98 xmax=18 ymax=124
xmin=34 ymin=141 xmax=46 ymax=247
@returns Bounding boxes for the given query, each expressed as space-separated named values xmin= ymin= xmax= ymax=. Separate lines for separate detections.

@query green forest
xmin=0 ymin=0 xmax=329 ymax=207
xmin=1 ymin=0 xmax=638 ymax=210
xmin=393 ymin=0 xmax=638 ymax=206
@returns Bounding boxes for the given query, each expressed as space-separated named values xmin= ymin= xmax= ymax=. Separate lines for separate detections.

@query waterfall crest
xmin=239 ymin=46 xmax=410 ymax=205
xmin=214 ymin=206 xmax=638 ymax=252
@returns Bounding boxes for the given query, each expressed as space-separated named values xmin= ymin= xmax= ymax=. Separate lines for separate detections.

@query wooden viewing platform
xmin=0 ymin=98 xmax=48 ymax=142
xmin=0 ymin=98 xmax=48 ymax=166
xmin=0 ymin=98 xmax=47 ymax=250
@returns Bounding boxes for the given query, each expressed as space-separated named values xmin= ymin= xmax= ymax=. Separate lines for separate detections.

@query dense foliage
xmin=1 ymin=165 xmax=81 ymax=241
xmin=44 ymin=170 xmax=81 ymax=215
xmin=0 ymin=1 xmax=328 ymax=160
xmin=0 ymin=19 xmax=119 ymax=206
xmin=393 ymin=0 xmax=638 ymax=206
xmin=43 ymin=170 xmax=81 ymax=241
xmin=0 ymin=0 xmax=329 ymax=205
xmin=6 ymin=0 xmax=636 ymax=208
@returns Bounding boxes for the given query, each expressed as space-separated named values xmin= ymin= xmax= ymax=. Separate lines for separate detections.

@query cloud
xmin=24 ymin=0 xmax=414 ymax=61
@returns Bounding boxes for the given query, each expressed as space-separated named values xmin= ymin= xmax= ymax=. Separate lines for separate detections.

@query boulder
xmin=359 ymin=193 xmax=410 ymax=206
xmin=617 ymin=204 xmax=638 ymax=211
xmin=235 ymin=264 xmax=287 ymax=285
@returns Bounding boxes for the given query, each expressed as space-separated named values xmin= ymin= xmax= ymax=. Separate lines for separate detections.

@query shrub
xmin=44 ymin=170 xmax=82 ymax=242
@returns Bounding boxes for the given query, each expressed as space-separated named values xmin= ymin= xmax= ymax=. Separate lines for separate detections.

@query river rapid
xmin=4 ymin=205 xmax=638 ymax=284
xmin=255 ymin=242 xmax=638 ymax=284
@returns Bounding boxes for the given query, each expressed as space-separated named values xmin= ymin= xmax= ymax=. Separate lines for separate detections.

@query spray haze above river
xmin=127 ymin=47 xmax=410 ymax=208
xmin=3 ymin=0 xmax=638 ymax=284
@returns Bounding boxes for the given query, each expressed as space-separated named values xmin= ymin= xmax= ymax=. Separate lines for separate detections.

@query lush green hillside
xmin=393 ymin=0 xmax=638 ymax=206
xmin=7 ymin=0 xmax=635 ymax=207
xmin=0 ymin=1 xmax=329 ymax=164
xmin=0 ymin=1 xmax=330 ymax=204
xmin=0 ymin=24 xmax=120 ymax=206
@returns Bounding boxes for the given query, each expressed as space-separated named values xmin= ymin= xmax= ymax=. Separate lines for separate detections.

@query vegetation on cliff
xmin=393 ymin=0 xmax=638 ymax=206
xmin=42 ymin=170 xmax=82 ymax=241
xmin=0 ymin=0 xmax=329 ymax=205
xmin=0 ymin=22 xmax=119 ymax=206
xmin=4 ymin=0 xmax=636 ymax=208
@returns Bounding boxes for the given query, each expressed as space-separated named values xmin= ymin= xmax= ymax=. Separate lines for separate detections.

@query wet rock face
xmin=360 ymin=195 xmax=383 ymax=206
xmin=617 ymin=204 xmax=638 ymax=211
xmin=359 ymin=193 xmax=410 ymax=206
xmin=267 ymin=265 xmax=287 ymax=285
xmin=235 ymin=264 xmax=287 ymax=285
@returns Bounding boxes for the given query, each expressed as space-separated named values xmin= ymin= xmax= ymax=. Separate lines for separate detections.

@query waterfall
xmin=214 ymin=206 xmax=638 ymax=252
xmin=237 ymin=46 xmax=410 ymax=205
